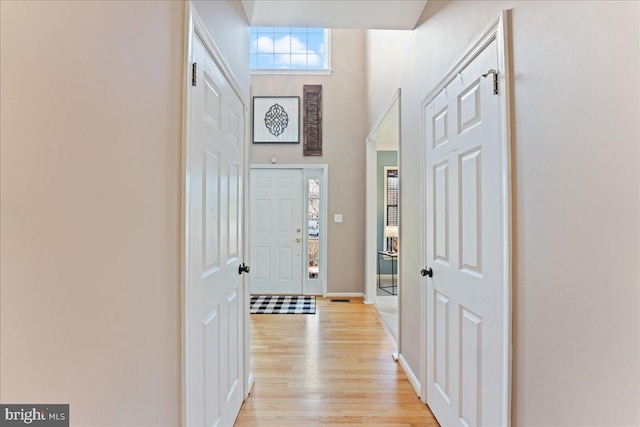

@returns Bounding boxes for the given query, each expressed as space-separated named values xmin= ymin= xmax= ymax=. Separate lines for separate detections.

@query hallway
xmin=235 ymin=297 xmax=438 ymax=426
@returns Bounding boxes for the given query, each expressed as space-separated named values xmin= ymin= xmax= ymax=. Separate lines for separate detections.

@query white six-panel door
xmin=250 ymin=169 xmax=304 ymax=295
xmin=425 ymin=39 xmax=505 ymax=427
xmin=187 ymin=34 xmax=245 ymax=427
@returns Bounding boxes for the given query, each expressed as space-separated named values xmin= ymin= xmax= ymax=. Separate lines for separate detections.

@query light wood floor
xmin=235 ymin=297 xmax=439 ymax=426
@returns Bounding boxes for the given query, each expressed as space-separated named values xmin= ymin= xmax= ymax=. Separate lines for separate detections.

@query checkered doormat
xmin=250 ymin=295 xmax=316 ymax=314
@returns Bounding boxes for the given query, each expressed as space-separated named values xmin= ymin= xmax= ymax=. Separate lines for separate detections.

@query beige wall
xmin=0 ymin=1 xmax=248 ymax=425
xmin=367 ymin=1 xmax=640 ymax=425
xmin=251 ymin=30 xmax=368 ymax=294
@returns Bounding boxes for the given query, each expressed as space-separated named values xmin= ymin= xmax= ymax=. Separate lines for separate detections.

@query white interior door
xmin=250 ymin=168 xmax=304 ymax=295
xmin=187 ymin=34 xmax=245 ymax=427
xmin=424 ymin=39 xmax=506 ymax=426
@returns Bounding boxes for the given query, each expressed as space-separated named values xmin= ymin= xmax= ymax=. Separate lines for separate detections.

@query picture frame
xmin=252 ymin=96 xmax=300 ymax=143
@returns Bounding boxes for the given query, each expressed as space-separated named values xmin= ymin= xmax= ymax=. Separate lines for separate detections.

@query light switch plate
xmin=334 ymin=214 xmax=343 ymax=223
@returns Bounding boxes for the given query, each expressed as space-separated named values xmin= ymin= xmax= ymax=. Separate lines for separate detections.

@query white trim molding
xmin=246 ymin=374 xmax=255 ymax=395
xmin=399 ymin=353 xmax=421 ymax=397
xmin=365 ymin=139 xmax=378 ymax=305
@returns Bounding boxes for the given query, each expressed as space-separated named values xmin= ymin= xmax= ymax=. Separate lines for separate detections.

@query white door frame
xmin=365 ymin=139 xmax=377 ymax=304
xmin=182 ymin=4 xmax=253 ymax=425
xmin=419 ymin=11 xmax=513 ymax=425
xmin=249 ymin=164 xmax=329 ymax=296
xmin=365 ymin=88 xmax=401 ymax=306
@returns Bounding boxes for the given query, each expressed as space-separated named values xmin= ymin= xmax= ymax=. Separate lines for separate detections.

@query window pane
xmin=290 ymin=54 xmax=308 ymax=69
xmin=387 ymin=206 xmax=398 ymax=226
xmin=307 ymin=55 xmax=324 ymax=69
xmin=308 ymin=239 xmax=319 ymax=259
xmin=308 ymin=199 xmax=320 ymax=220
xmin=307 ymin=177 xmax=321 ymax=280
xmin=274 ymin=53 xmax=290 ymax=69
xmin=250 ymin=32 xmax=258 ymax=53
xmin=308 ymin=219 xmax=318 ymax=236
xmin=307 ymin=32 xmax=324 ymax=54
xmin=309 ymin=179 xmax=320 ymax=198
xmin=274 ymin=34 xmax=291 ymax=54
xmin=385 ymin=168 xmax=399 ymax=227
xmin=291 ymin=27 xmax=307 ymax=34
xmin=387 ymin=181 xmax=398 ymax=205
xmin=309 ymin=260 xmax=319 ymax=279
xmin=255 ymin=35 xmax=274 ymax=54
xmin=256 ymin=54 xmax=274 ymax=69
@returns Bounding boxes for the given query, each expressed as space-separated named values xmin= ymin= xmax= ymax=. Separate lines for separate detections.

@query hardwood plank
xmin=235 ymin=297 xmax=439 ymax=426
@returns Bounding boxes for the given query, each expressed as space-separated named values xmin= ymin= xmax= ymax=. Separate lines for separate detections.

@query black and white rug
xmin=250 ymin=295 xmax=316 ymax=314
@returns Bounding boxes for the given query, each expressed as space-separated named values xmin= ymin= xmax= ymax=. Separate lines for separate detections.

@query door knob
xmin=238 ymin=263 xmax=250 ymax=275
xmin=295 ymin=238 xmax=302 ymax=243
xmin=421 ymin=267 xmax=433 ymax=278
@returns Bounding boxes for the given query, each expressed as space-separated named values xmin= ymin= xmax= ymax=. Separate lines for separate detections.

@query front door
xmin=250 ymin=168 xmax=304 ymax=295
xmin=186 ymin=34 xmax=245 ymax=426
xmin=424 ymin=38 xmax=507 ymax=426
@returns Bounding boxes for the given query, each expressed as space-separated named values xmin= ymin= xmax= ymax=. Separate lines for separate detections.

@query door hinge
xmin=482 ymin=69 xmax=498 ymax=95
xmin=192 ymin=62 xmax=197 ymax=87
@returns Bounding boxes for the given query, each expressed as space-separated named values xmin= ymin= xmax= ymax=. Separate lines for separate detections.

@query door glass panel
xmin=308 ymin=239 xmax=319 ymax=264
xmin=308 ymin=179 xmax=320 ymax=279
xmin=308 ymin=199 xmax=320 ymax=220
xmin=309 ymin=179 xmax=320 ymax=198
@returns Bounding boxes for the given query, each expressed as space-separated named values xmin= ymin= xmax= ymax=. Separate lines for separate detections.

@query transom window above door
xmin=250 ymin=27 xmax=331 ymax=74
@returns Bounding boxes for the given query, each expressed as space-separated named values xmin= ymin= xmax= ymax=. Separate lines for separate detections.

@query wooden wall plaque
xmin=303 ymin=85 xmax=322 ymax=156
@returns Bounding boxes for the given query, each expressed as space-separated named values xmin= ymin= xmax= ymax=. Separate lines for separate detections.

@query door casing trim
xmin=419 ymin=10 xmax=513 ymax=427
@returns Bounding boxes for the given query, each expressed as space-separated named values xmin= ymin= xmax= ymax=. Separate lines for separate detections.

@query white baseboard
xmin=325 ymin=292 xmax=365 ymax=298
xmin=246 ymin=374 xmax=255 ymax=396
xmin=399 ymin=353 xmax=421 ymax=398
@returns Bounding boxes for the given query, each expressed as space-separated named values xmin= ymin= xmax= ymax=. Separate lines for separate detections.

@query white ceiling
xmin=241 ymin=1 xmax=428 ymax=30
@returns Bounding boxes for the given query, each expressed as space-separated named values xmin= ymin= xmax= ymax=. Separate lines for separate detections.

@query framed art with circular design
xmin=252 ymin=96 xmax=300 ymax=143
